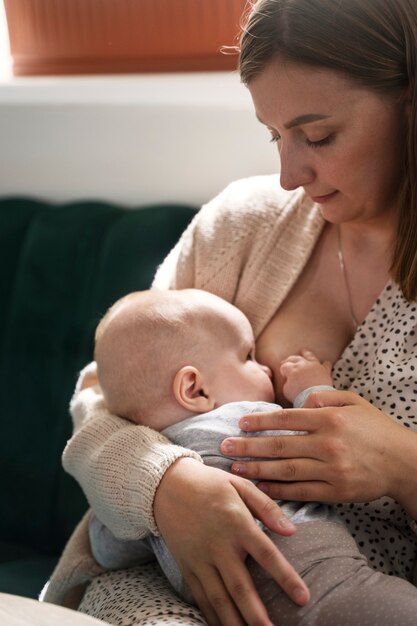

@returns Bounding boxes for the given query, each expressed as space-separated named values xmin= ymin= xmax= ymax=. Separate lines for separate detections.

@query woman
xmin=46 ymin=0 xmax=417 ymax=624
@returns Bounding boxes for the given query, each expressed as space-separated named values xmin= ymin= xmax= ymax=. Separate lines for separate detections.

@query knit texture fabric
xmin=65 ymin=379 xmax=203 ymax=540
xmin=155 ymin=174 xmax=323 ymax=337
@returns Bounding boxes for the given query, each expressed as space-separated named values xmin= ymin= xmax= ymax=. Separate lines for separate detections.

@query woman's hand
xmin=220 ymin=390 xmax=416 ymax=508
xmin=153 ymin=458 xmax=310 ymax=626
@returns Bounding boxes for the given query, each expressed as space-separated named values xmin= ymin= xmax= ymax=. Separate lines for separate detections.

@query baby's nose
xmin=261 ymin=364 xmax=273 ymax=379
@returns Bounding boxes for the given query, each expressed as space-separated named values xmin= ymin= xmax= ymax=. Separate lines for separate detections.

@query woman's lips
xmin=311 ymin=191 xmax=338 ymax=203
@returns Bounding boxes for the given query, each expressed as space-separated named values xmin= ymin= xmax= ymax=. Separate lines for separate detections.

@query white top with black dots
xmin=333 ymin=280 xmax=417 ymax=580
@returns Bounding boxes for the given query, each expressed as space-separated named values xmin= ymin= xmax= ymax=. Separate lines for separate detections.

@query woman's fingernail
xmin=239 ymin=418 xmax=250 ymax=430
xmin=258 ymin=483 xmax=269 ymax=494
xmin=293 ymin=586 xmax=309 ymax=605
xmin=277 ymin=516 xmax=295 ymax=530
xmin=232 ymin=463 xmax=247 ymax=475
xmin=220 ymin=440 xmax=235 ymax=454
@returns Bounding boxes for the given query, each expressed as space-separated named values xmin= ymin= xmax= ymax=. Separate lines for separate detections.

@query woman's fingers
xmin=302 ymin=388 xmax=366 ymax=409
xmin=230 ymin=474 xmax=296 ymax=534
xmin=238 ymin=407 xmax=313 ymax=433
xmin=236 ymin=389 xmax=364 ymax=433
xmin=231 ymin=477 xmax=310 ymax=605
xmin=186 ymin=574 xmax=223 ymax=626
xmin=230 ymin=455 xmax=339 ymax=499
xmin=257 ymin=480 xmax=334 ymax=502
xmin=222 ymin=433 xmax=316 ymax=460
xmin=231 ymin=457 xmax=327 ymax=482
xmin=221 ymin=560 xmax=274 ymax=626
xmin=186 ymin=567 xmax=245 ymax=626
xmin=185 ymin=552 xmax=275 ymax=626
xmin=183 ymin=477 xmax=310 ymax=623
xmin=154 ymin=460 xmax=310 ymax=625
xmin=239 ymin=522 xmax=310 ymax=607
xmin=220 ymin=390 xmax=403 ymax=505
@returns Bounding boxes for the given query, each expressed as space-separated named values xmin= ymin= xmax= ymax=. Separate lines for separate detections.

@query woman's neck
xmin=338 ymin=213 xmax=396 ymax=263
xmin=335 ymin=218 xmax=394 ymax=327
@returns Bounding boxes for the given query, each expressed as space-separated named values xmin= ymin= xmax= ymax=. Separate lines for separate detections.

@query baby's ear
xmin=173 ymin=366 xmax=215 ymax=413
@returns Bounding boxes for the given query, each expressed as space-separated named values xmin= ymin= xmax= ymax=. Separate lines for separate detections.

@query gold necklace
xmin=337 ymin=226 xmax=359 ymax=331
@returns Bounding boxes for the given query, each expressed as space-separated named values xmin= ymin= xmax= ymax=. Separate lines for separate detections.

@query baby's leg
xmin=248 ymin=520 xmax=417 ymax=626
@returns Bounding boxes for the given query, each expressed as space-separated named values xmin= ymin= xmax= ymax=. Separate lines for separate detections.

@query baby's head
xmin=95 ymin=289 xmax=274 ymax=429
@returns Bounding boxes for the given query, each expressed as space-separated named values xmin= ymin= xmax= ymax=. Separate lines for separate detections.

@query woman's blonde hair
xmin=240 ymin=0 xmax=417 ymax=300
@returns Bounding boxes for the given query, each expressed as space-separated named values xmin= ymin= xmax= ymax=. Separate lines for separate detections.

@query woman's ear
xmin=173 ymin=366 xmax=216 ymax=413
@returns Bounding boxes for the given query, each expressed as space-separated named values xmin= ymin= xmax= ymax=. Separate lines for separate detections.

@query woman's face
xmin=248 ymin=61 xmax=408 ymax=226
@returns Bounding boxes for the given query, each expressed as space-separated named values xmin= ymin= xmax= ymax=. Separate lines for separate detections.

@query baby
xmin=94 ymin=288 xmax=331 ymax=427
xmin=89 ymin=288 xmax=417 ymax=625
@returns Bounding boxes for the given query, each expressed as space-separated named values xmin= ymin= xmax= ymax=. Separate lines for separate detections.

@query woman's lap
xmin=79 ymin=522 xmax=417 ymax=626
xmin=78 ymin=562 xmax=207 ymax=626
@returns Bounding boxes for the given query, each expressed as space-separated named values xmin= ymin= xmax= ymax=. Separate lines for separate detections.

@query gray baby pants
xmin=248 ymin=520 xmax=417 ymax=625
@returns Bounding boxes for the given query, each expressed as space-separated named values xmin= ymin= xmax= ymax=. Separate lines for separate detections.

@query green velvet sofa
xmin=0 ymin=198 xmax=196 ymax=599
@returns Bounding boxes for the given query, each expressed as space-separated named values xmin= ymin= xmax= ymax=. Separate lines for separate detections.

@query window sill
xmin=0 ymin=72 xmax=277 ymax=206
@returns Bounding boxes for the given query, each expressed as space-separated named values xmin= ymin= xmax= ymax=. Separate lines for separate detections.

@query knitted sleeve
xmin=153 ymin=174 xmax=285 ymax=300
xmin=63 ymin=369 xmax=202 ymax=539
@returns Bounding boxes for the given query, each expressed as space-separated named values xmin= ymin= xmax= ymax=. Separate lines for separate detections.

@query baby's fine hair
xmin=94 ymin=289 xmax=225 ymax=422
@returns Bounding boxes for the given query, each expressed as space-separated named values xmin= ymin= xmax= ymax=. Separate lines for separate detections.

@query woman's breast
xmin=256 ymin=299 xmax=351 ymax=404
xmin=256 ymin=234 xmax=354 ymax=404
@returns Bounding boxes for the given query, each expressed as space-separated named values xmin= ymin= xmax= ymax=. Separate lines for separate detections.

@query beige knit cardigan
xmin=43 ymin=174 xmax=324 ymax=605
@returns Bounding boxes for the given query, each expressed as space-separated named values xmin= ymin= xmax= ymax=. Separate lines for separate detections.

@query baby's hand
xmin=280 ymin=349 xmax=333 ymax=404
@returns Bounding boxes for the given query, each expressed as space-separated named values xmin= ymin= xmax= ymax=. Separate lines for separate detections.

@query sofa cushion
xmin=0 ymin=542 xmax=57 ymax=599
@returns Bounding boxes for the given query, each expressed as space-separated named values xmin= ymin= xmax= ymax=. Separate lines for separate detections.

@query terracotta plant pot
xmin=4 ymin=0 xmax=248 ymax=76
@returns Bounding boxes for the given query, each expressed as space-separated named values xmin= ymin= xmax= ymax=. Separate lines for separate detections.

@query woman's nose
xmin=279 ymin=144 xmax=314 ymax=191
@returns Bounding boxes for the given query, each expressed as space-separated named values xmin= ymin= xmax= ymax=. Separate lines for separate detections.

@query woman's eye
xmin=305 ymin=135 xmax=333 ymax=149
xmin=270 ymin=133 xmax=333 ymax=148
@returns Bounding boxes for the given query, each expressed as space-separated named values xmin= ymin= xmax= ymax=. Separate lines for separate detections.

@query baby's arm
xmin=280 ymin=349 xmax=334 ymax=406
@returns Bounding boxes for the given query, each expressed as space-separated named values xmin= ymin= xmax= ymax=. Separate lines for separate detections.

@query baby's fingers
xmin=299 ymin=349 xmax=320 ymax=362
xmin=280 ymin=360 xmax=296 ymax=376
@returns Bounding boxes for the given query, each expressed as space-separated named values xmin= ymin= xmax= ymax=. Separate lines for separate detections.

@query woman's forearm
xmin=65 ymin=387 xmax=202 ymax=539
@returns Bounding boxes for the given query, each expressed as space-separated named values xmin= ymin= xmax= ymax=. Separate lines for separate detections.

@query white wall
xmin=0 ymin=72 xmax=278 ymax=207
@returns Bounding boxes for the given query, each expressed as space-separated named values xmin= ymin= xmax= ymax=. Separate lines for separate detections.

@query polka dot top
xmin=332 ymin=280 xmax=417 ymax=581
